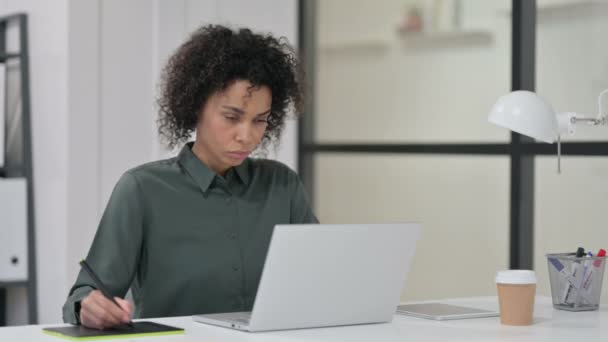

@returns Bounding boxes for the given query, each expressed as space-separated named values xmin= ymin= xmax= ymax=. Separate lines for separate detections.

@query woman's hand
xmin=79 ymin=290 xmax=132 ymax=329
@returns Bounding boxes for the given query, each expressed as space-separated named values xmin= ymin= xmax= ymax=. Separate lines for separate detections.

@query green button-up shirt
xmin=62 ymin=143 xmax=317 ymax=323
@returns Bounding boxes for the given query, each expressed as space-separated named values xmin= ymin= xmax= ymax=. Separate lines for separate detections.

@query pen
xmin=581 ymin=249 xmax=606 ymax=290
xmin=549 ymin=256 xmax=596 ymax=305
xmin=548 ymin=257 xmax=580 ymax=289
xmin=583 ymin=251 xmax=594 ymax=280
xmin=562 ymin=247 xmax=585 ymax=303
xmin=569 ymin=249 xmax=605 ymax=307
xmin=79 ymin=260 xmax=134 ymax=328
xmin=582 ymin=251 xmax=594 ymax=281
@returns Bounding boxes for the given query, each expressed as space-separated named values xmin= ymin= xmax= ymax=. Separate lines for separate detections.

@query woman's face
xmin=194 ymin=79 xmax=272 ymax=175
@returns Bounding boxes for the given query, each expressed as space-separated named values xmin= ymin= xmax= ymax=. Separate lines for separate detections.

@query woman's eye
xmin=256 ymin=118 xmax=269 ymax=124
xmin=225 ymin=116 xmax=238 ymax=121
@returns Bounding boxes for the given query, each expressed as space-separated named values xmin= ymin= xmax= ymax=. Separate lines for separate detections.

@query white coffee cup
xmin=495 ymin=270 xmax=537 ymax=325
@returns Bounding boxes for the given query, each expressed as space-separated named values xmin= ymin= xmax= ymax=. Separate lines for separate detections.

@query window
xmin=299 ymin=0 xmax=608 ymax=303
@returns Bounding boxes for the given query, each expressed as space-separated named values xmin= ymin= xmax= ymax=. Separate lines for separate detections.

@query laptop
xmin=193 ymin=223 xmax=421 ymax=332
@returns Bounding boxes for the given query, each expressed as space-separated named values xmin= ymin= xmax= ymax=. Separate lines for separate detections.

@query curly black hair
xmin=157 ymin=24 xmax=304 ymax=152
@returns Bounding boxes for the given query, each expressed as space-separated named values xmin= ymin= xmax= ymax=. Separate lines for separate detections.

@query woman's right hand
xmin=79 ymin=290 xmax=132 ymax=329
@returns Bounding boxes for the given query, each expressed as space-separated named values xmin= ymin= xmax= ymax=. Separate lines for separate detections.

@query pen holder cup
xmin=546 ymin=253 xmax=606 ymax=311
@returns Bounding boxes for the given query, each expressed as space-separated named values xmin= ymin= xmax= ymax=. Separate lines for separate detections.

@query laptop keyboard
xmin=231 ymin=312 xmax=251 ymax=324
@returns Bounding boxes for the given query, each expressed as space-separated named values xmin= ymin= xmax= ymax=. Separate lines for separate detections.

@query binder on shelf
xmin=0 ymin=177 xmax=27 ymax=282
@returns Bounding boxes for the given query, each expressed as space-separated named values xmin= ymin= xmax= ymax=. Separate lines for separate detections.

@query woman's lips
xmin=227 ymin=151 xmax=250 ymax=160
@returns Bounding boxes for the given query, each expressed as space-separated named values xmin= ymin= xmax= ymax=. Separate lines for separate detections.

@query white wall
xmin=3 ymin=0 xmax=298 ymax=325
xmin=65 ymin=0 xmax=102 ymax=328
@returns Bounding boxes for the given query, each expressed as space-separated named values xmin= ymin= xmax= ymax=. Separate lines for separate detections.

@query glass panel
xmin=314 ymin=0 xmax=512 ymax=143
xmin=534 ymin=156 xmax=608 ymax=304
xmin=537 ymin=2 xmax=608 ymax=141
xmin=4 ymin=21 xmax=24 ymax=175
xmin=314 ymin=154 xmax=509 ymax=301
xmin=5 ymin=59 xmax=23 ymax=175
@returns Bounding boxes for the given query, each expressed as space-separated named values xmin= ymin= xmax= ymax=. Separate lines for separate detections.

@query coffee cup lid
xmin=495 ymin=270 xmax=537 ymax=284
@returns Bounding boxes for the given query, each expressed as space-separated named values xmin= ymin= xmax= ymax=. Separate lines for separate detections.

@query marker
xmin=569 ymin=251 xmax=595 ymax=305
xmin=548 ymin=257 xmax=580 ymax=289
xmin=568 ymin=249 xmax=606 ymax=308
xmin=581 ymin=249 xmax=606 ymax=291
xmin=562 ymin=248 xmax=585 ymax=303
xmin=582 ymin=251 xmax=594 ymax=281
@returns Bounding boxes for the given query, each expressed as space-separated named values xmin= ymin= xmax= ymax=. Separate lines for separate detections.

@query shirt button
xmin=232 ymin=264 xmax=239 ymax=271
xmin=229 ymin=233 xmax=237 ymax=240
xmin=225 ymin=197 xmax=232 ymax=204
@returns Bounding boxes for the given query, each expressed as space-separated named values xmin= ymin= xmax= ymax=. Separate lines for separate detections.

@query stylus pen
xmin=79 ymin=259 xmax=134 ymax=328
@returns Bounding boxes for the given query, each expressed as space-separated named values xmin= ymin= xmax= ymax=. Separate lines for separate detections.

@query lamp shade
xmin=488 ymin=90 xmax=558 ymax=143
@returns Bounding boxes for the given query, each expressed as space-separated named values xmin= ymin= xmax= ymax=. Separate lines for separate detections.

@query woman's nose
xmin=236 ymin=123 xmax=253 ymax=144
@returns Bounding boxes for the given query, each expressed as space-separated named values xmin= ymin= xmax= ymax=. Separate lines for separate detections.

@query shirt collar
xmin=233 ymin=157 xmax=250 ymax=186
xmin=177 ymin=142 xmax=250 ymax=193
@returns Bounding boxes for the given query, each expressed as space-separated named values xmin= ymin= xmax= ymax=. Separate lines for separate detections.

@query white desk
xmin=1 ymin=296 xmax=606 ymax=341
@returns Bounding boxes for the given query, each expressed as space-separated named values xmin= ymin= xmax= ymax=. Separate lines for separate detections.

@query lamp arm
xmin=562 ymin=89 xmax=608 ymax=127
xmin=552 ymin=89 xmax=608 ymax=173
xmin=597 ymin=88 xmax=608 ymax=123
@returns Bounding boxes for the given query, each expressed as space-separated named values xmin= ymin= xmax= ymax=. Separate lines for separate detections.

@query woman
xmin=62 ymin=25 xmax=317 ymax=329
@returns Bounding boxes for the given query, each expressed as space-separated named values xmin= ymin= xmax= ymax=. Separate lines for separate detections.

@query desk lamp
xmin=488 ymin=89 xmax=608 ymax=173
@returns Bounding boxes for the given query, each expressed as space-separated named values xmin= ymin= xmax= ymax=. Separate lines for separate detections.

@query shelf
xmin=319 ymin=39 xmax=390 ymax=53
xmin=0 ymin=52 xmax=21 ymax=61
xmin=0 ymin=281 xmax=28 ymax=287
xmin=318 ymin=29 xmax=492 ymax=53
xmin=498 ymin=0 xmax=608 ymax=15
xmin=398 ymin=30 xmax=493 ymax=47
xmin=0 ymin=13 xmax=36 ymax=326
xmin=538 ymin=0 xmax=606 ymax=11
xmin=0 ymin=166 xmax=25 ymax=177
